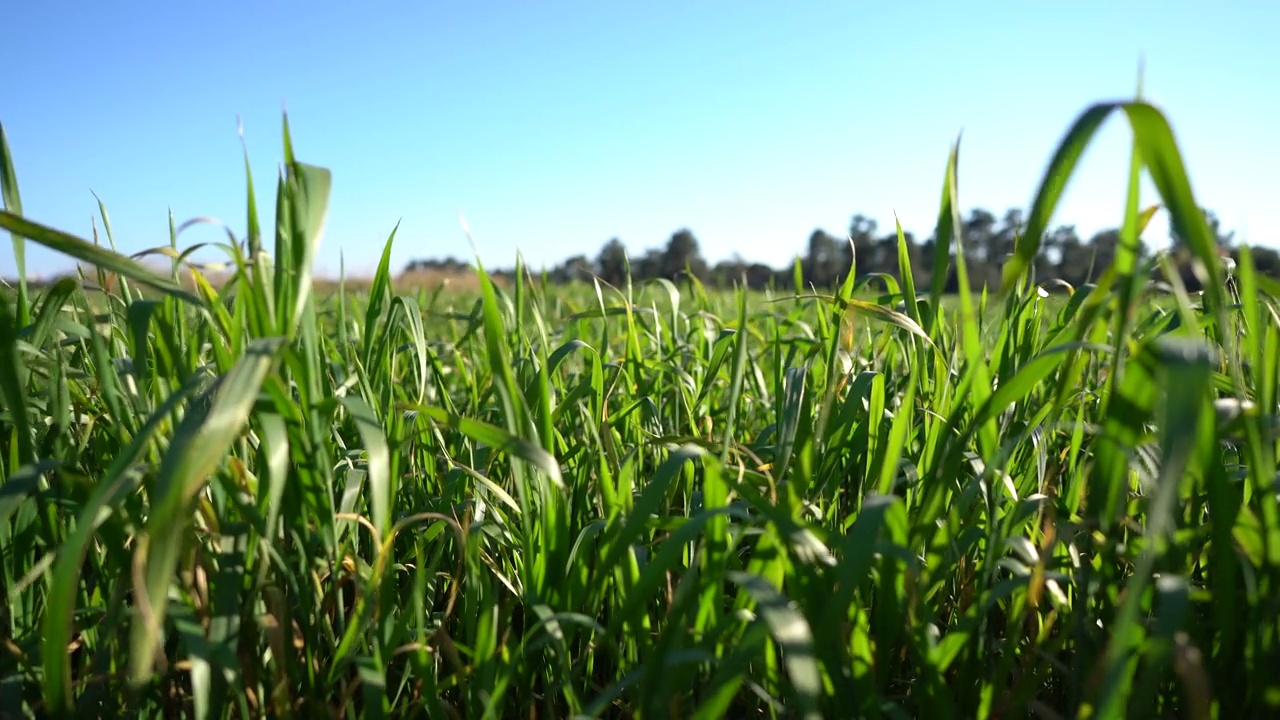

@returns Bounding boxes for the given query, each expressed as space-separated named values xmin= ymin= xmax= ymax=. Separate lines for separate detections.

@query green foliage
xmin=3 ymin=92 xmax=1280 ymax=720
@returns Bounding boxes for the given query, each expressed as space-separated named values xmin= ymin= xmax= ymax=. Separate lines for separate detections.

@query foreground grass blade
xmin=0 ymin=210 xmax=202 ymax=304
xmin=129 ymin=337 xmax=283 ymax=685
xmin=0 ymin=120 xmax=29 ymax=327
xmin=1002 ymin=100 xmax=1232 ymax=329
xmin=727 ymin=571 xmax=822 ymax=720
xmin=0 ymin=292 xmax=34 ymax=467
xmin=41 ymin=373 xmax=209 ymax=714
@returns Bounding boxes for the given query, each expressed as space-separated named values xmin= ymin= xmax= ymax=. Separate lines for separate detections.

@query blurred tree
xmin=1246 ymin=246 xmax=1280 ymax=279
xmin=962 ymin=208 xmax=999 ymax=287
xmin=597 ymin=237 xmax=629 ymax=285
xmin=1086 ymin=228 xmax=1123 ymax=277
xmin=552 ymin=254 xmax=591 ymax=283
xmin=1054 ymin=226 xmax=1093 ymax=286
xmin=804 ymin=229 xmax=842 ymax=287
xmin=847 ymin=214 xmax=878 ymax=278
xmin=660 ymin=228 xmax=708 ymax=280
xmin=1170 ymin=207 xmax=1235 ymax=249
xmin=1037 ymin=225 xmax=1078 ymax=282
xmin=963 ymin=208 xmax=998 ymax=262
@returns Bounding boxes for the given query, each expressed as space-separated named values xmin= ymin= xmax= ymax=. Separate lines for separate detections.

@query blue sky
xmin=2 ymin=0 xmax=1276 ymax=279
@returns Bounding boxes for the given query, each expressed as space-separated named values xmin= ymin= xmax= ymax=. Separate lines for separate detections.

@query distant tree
xmin=1052 ymin=226 xmax=1093 ymax=286
xmin=597 ymin=238 xmax=629 ymax=285
xmin=1245 ymin=246 xmax=1280 ymax=280
xmin=635 ymin=249 xmax=665 ymax=281
xmin=874 ymin=229 xmax=920 ymax=282
xmin=403 ymin=255 xmax=469 ymax=274
xmin=660 ymin=228 xmax=707 ymax=281
xmin=848 ymin=214 xmax=878 ymax=278
xmin=711 ymin=257 xmax=745 ymax=287
xmin=804 ymin=229 xmax=842 ymax=287
xmin=745 ymin=263 xmax=777 ymax=290
xmin=1170 ymin=207 xmax=1235 ymax=249
xmin=402 ymin=204 xmax=1268 ymax=295
xmin=1085 ymin=228 xmax=1123 ymax=277
xmin=962 ymin=208 xmax=998 ymax=261
xmin=711 ymin=253 xmax=776 ymax=289
xmin=1037 ymin=224 xmax=1078 ymax=282
xmin=996 ymin=209 xmax=1024 ymax=258
xmin=553 ymin=254 xmax=591 ymax=283
xmin=960 ymin=208 xmax=1000 ymax=287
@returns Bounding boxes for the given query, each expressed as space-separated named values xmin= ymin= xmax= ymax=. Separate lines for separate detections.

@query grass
xmin=2 ymin=91 xmax=1280 ymax=719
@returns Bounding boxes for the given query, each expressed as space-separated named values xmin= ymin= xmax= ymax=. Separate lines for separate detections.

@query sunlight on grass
xmin=1 ymin=87 xmax=1278 ymax=719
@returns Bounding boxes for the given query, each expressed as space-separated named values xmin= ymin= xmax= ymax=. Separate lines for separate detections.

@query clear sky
xmin=1 ymin=0 xmax=1277 ymax=279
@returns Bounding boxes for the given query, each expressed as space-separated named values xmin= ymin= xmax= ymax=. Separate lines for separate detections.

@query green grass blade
xmin=337 ymin=395 xmax=393 ymax=540
xmin=129 ymin=337 xmax=284 ymax=685
xmin=0 ymin=210 xmax=202 ymax=305
xmin=40 ymin=371 xmax=209 ymax=714
xmin=0 ymin=120 xmax=29 ymax=327
xmin=0 ymin=292 xmax=34 ymax=467
xmin=727 ymin=571 xmax=822 ymax=720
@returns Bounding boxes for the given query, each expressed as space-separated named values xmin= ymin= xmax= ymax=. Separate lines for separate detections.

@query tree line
xmin=404 ymin=206 xmax=1278 ymax=293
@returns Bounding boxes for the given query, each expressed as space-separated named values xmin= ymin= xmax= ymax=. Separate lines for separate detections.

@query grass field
xmin=3 ymin=94 xmax=1280 ymax=719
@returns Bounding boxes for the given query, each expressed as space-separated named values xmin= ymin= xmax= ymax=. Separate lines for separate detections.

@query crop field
xmin=3 ymin=96 xmax=1280 ymax=720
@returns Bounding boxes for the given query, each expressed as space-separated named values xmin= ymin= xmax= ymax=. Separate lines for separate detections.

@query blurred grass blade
xmin=282 ymin=158 xmax=332 ymax=341
xmin=1092 ymin=336 xmax=1215 ymax=717
xmin=727 ymin=571 xmax=822 ymax=720
xmin=1002 ymin=104 xmax=1112 ymax=292
xmin=0 ymin=210 xmax=202 ymax=304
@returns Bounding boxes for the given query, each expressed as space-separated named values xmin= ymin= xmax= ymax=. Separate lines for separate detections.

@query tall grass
xmin=2 ymin=93 xmax=1279 ymax=719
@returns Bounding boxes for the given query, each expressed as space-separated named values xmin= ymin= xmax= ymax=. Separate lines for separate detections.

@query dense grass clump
xmin=3 ymin=96 xmax=1280 ymax=719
